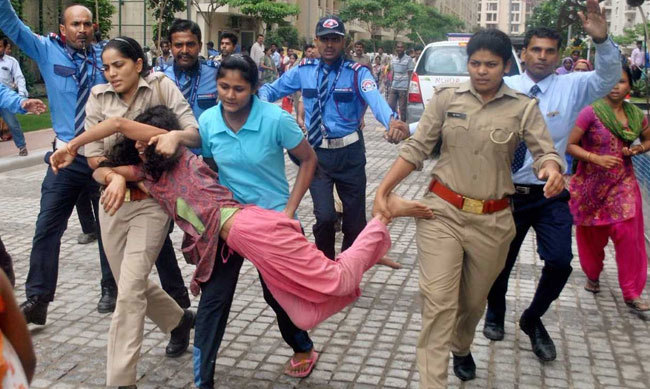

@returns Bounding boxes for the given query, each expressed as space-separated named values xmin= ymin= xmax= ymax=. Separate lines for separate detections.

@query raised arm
xmin=0 ymin=0 xmax=48 ymax=62
xmin=573 ymin=0 xmax=621 ymax=105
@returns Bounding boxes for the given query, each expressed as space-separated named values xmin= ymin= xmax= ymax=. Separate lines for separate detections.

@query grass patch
xmin=16 ymin=98 xmax=52 ymax=132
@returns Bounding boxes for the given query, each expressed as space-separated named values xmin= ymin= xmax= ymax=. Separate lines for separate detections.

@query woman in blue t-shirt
xmin=152 ymin=54 xmax=319 ymax=386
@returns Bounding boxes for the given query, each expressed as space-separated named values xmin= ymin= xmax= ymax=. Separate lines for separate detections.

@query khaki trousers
xmin=415 ymin=194 xmax=515 ymax=388
xmin=100 ymin=198 xmax=184 ymax=386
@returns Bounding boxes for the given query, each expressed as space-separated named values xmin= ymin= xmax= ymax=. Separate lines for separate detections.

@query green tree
xmin=227 ymin=0 xmax=299 ymax=33
xmin=526 ymin=0 xmax=585 ymax=47
xmin=339 ymin=0 xmax=384 ymax=52
xmin=148 ymin=0 xmax=186 ymax=48
xmin=73 ymin=0 xmax=116 ymax=39
xmin=266 ymin=25 xmax=300 ymax=49
xmin=406 ymin=5 xmax=464 ymax=44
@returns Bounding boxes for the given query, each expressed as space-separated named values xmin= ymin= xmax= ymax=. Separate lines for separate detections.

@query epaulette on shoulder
xmin=299 ymin=58 xmax=316 ymax=66
xmin=344 ymin=61 xmax=368 ymax=72
xmin=48 ymin=33 xmax=65 ymax=47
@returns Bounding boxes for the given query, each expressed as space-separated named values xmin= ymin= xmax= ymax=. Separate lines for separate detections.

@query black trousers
xmin=486 ymin=187 xmax=573 ymax=324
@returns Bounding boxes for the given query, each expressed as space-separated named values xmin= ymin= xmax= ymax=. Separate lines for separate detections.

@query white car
xmin=407 ymin=34 xmax=523 ymax=124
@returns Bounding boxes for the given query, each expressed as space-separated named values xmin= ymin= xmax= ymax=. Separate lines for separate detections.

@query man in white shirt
xmin=631 ymin=40 xmax=644 ymax=81
xmin=250 ymin=33 xmax=265 ymax=68
xmin=0 ymin=37 xmax=27 ymax=156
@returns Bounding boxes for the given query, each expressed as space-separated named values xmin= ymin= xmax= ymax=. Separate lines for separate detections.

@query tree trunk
xmin=156 ymin=0 xmax=168 ymax=50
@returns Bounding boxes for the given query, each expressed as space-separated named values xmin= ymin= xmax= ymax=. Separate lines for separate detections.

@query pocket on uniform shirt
xmin=441 ymin=117 xmax=468 ymax=148
xmin=333 ymin=91 xmax=354 ymax=102
xmin=302 ymin=88 xmax=317 ymax=99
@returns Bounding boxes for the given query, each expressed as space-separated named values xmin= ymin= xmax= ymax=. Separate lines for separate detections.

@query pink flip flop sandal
xmin=284 ymin=350 xmax=319 ymax=378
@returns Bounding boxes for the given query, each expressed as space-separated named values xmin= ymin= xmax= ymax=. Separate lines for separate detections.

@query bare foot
xmin=378 ymin=256 xmax=402 ymax=269
xmin=387 ymin=193 xmax=434 ymax=219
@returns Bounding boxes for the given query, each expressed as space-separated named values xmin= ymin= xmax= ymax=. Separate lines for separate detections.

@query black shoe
xmin=166 ymin=309 xmax=195 ymax=357
xmin=20 ymin=297 xmax=48 ymax=325
xmin=77 ymin=232 xmax=97 ymax=244
xmin=171 ymin=289 xmax=191 ymax=309
xmin=452 ymin=353 xmax=476 ymax=381
xmin=97 ymin=285 xmax=117 ymax=314
xmin=519 ymin=315 xmax=556 ymax=361
xmin=483 ymin=320 xmax=504 ymax=341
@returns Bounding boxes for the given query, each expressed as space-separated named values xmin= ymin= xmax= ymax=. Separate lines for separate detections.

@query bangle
xmin=104 ymin=171 xmax=116 ymax=183
xmin=640 ymin=144 xmax=646 ymax=153
xmin=66 ymin=143 xmax=77 ymax=157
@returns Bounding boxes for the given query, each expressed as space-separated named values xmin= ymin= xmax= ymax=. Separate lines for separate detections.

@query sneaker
xmin=18 ymin=147 xmax=28 ymax=156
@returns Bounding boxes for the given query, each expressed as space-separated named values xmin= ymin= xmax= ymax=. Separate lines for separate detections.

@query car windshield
xmin=417 ymin=46 xmax=469 ymax=76
xmin=416 ymin=45 xmax=520 ymax=77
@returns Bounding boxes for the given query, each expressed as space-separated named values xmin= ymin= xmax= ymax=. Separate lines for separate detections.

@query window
xmin=510 ymin=13 xmax=520 ymax=23
xmin=486 ymin=13 xmax=496 ymax=22
xmin=511 ymin=24 xmax=520 ymax=33
xmin=487 ymin=3 xmax=497 ymax=11
xmin=511 ymin=3 xmax=520 ymax=12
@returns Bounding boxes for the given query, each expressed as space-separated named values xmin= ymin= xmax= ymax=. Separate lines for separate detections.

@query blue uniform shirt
xmin=504 ymin=37 xmax=621 ymax=184
xmin=259 ymin=57 xmax=396 ymax=138
xmin=161 ymin=60 xmax=219 ymax=120
xmin=0 ymin=0 xmax=106 ymax=142
xmin=0 ymin=82 xmax=25 ymax=114
xmin=199 ymin=96 xmax=305 ymax=211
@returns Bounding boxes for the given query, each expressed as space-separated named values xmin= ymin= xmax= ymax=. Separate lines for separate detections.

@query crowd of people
xmin=0 ymin=0 xmax=648 ymax=388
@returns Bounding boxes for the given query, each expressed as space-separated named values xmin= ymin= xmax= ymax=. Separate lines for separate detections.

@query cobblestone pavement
xmin=1 ymin=113 xmax=650 ymax=389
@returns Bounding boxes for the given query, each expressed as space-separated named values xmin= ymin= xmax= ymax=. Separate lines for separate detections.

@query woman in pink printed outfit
xmin=567 ymin=64 xmax=650 ymax=313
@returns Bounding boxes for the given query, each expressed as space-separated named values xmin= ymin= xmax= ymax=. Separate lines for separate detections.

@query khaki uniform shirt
xmin=84 ymin=72 xmax=198 ymax=158
xmin=400 ymin=81 xmax=564 ymax=200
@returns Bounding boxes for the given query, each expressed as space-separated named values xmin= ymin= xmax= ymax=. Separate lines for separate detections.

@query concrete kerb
xmin=0 ymin=148 xmax=48 ymax=173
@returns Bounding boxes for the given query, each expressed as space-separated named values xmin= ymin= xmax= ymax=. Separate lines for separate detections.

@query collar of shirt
xmin=213 ymin=95 xmax=262 ymax=134
xmin=520 ymin=71 xmax=554 ymax=95
xmin=174 ymin=60 xmax=200 ymax=79
xmin=455 ymin=80 xmax=519 ymax=102
xmin=100 ymin=74 xmax=153 ymax=96
xmin=320 ymin=57 xmax=344 ymax=72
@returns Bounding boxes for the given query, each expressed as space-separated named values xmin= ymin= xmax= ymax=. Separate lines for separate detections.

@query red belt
xmin=429 ymin=180 xmax=510 ymax=214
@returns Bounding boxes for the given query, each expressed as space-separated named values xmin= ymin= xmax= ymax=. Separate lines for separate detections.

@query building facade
xmin=476 ymin=0 xmax=542 ymax=35
xmin=604 ymin=0 xmax=650 ymax=37
xmin=420 ymin=0 xmax=475 ymax=31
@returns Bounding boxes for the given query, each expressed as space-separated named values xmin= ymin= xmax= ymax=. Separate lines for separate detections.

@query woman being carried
xmin=50 ymin=105 xmax=433 ymax=331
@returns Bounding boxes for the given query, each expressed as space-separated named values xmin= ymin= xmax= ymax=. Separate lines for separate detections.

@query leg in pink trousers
xmin=576 ymin=224 xmax=609 ymax=282
xmin=227 ymin=207 xmax=392 ymax=330
xmin=610 ymin=187 xmax=648 ymax=300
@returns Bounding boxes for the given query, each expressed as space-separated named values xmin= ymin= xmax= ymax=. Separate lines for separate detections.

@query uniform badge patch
xmin=361 ymin=79 xmax=377 ymax=92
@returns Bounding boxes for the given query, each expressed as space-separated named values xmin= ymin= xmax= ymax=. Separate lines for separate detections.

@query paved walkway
xmin=1 ymin=114 xmax=649 ymax=388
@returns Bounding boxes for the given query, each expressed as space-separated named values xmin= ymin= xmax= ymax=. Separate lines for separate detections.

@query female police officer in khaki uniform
xmin=373 ymin=29 xmax=565 ymax=388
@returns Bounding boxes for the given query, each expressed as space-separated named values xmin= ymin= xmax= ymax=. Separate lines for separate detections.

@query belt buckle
xmin=328 ymin=137 xmax=344 ymax=148
xmin=461 ymin=197 xmax=484 ymax=214
xmin=514 ymin=186 xmax=530 ymax=195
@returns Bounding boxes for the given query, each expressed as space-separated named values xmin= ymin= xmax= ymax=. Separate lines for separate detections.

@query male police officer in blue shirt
xmin=0 ymin=1 xmax=190 ymax=328
xmin=259 ymin=15 xmax=408 ymax=260
xmin=158 ymin=19 xmax=218 ymax=120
